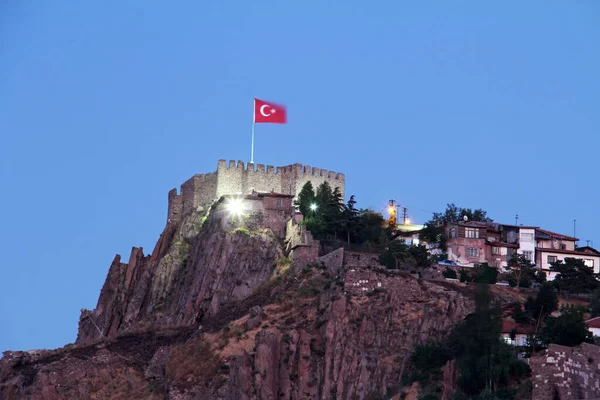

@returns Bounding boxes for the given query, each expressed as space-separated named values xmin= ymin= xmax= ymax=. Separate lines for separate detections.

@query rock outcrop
xmin=77 ymin=197 xmax=288 ymax=344
xmin=1 ymin=192 xmax=477 ymax=399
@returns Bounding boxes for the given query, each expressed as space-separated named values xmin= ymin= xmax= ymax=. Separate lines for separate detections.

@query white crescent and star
xmin=259 ymin=104 xmax=276 ymax=117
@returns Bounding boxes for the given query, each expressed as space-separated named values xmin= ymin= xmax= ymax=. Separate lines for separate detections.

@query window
xmin=523 ymin=251 xmax=533 ymax=261
xmin=276 ymin=198 xmax=283 ymax=208
xmin=560 ymin=243 xmax=566 ymax=250
xmin=449 ymin=228 xmax=456 ymax=239
xmin=465 ymin=228 xmax=479 ymax=239
xmin=467 ymin=248 xmax=479 ymax=257
xmin=492 ymin=247 xmax=500 ymax=255
xmin=585 ymin=259 xmax=595 ymax=268
xmin=547 ymin=255 xmax=557 ymax=264
xmin=521 ymin=233 xmax=534 ymax=242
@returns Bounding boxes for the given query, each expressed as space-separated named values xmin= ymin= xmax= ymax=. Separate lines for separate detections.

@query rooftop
xmin=501 ymin=320 xmax=534 ymax=334
xmin=499 ymin=224 xmax=539 ymax=229
xmin=536 ymin=228 xmax=578 ymax=241
xmin=536 ymin=247 xmax=598 ymax=257
xmin=586 ymin=317 xmax=600 ymax=329
xmin=396 ymin=224 xmax=425 ymax=233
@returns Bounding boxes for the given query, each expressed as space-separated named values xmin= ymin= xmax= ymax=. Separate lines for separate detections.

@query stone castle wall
xmin=531 ymin=342 xmax=600 ymax=399
xmin=167 ymin=160 xmax=345 ymax=222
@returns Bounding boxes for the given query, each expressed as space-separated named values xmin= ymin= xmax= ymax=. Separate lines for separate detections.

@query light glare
xmin=225 ymin=198 xmax=246 ymax=216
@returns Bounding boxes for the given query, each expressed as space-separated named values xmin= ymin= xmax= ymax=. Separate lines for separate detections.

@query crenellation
xmin=177 ymin=160 xmax=345 ymax=219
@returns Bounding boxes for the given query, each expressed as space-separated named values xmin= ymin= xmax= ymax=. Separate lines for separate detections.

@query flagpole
xmin=251 ymin=98 xmax=255 ymax=164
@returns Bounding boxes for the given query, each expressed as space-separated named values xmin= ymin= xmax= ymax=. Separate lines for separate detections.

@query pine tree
xmin=342 ymin=195 xmax=359 ymax=244
xmin=551 ymin=258 xmax=599 ymax=293
xmin=295 ymin=181 xmax=316 ymax=216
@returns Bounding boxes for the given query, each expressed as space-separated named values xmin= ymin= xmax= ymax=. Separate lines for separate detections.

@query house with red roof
xmin=586 ymin=317 xmax=600 ymax=337
xmin=500 ymin=319 xmax=534 ymax=346
xmin=535 ymin=229 xmax=600 ymax=280
xmin=443 ymin=221 xmax=600 ymax=279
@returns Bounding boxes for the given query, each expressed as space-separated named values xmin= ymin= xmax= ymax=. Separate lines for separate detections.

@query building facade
xmin=444 ymin=222 xmax=600 ymax=277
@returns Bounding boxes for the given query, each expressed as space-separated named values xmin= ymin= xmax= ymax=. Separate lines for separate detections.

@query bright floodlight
xmin=309 ymin=203 xmax=318 ymax=211
xmin=225 ymin=197 xmax=245 ymax=216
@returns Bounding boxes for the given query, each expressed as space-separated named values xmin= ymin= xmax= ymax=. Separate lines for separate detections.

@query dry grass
xmin=166 ymin=338 xmax=221 ymax=389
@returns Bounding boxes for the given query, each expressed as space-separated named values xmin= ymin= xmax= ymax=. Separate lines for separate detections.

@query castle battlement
xmin=168 ymin=159 xmax=345 ymax=224
xmin=216 ymin=159 xmax=344 ymax=180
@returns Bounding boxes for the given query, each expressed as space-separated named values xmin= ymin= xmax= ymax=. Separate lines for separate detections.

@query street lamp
xmin=309 ymin=203 xmax=318 ymax=212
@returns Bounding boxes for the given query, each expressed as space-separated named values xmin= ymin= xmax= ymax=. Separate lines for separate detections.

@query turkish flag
xmin=254 ymin=98 xmax=287 ymax=124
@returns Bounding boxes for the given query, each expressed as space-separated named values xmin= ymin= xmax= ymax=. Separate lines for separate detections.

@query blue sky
xmin=1 ymin=1 xmax=599 ymax=353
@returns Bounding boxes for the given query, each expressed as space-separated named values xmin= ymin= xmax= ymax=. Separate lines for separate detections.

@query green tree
xmin=590 ymin=287 xmax=600 ymax=317
xmin=524 ymin=283 xmax=558 ymax=322
xmin=511 ymin=304 xmax=530 ymax=325
xmin=450 ymin=284 xmax=529 ymax=396
xmin=551 ymin=258 xmax=599 ymax=293
xmin=354 ymin=210 xmax=386 ymax=246
xmin=523 ymin=283 xmax=558 ymax=353
xmin=539 ymin=305 xmax=592 ymax=347
xmin=411 ymin=340 xmax=452 ymax=372
xmin=302 ymin=182 xmax=345 ymax=241
xmin=341 ymin=195 xmax=360 ymax=245
xmin=295 ymin=181 xmax=316 ymax=217
xmin=443 ymin=267 xmax=458 ymax=279
xmin=508 ymin=253 xmax=536 ymax=288
xmin=429 ymin=203 xmax=493 ymax=225
xmin=534 ymin=270 xmax=547 ymax=285
xmin=473 ymin=263 xmax=498 ymax=284
xmin=379 ymin=241 xmax=413 ymax=270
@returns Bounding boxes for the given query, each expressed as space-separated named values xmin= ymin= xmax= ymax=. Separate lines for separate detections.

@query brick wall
xmin=531 ymin=342 xmax=600 ymax=399
xmin=344 ymin=269 xmax=385 ymax=294
xmin=343 ymin=252 xmax=381 ymax=268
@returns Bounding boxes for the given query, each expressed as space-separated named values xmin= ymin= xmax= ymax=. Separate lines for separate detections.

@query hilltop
xmin=0 ymin=186 xmax=481 ymax=399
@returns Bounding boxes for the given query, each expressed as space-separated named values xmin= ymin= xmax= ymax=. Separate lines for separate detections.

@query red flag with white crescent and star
xmin=254 ymin=98 xmax=287 ymax=124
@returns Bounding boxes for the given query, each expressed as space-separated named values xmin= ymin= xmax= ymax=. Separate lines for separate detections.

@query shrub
xmin=443 ymin=268 xmax=457 ymax=279
xmin=411 ymin=340 xmax=451 ymax=372
xmin=219 ymin=364 xmax=230 ymax=372
xmin=166 ymin=339 xmax=220 ymax=389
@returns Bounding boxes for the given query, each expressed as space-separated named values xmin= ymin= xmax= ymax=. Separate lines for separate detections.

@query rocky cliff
xmin=77 ymin=196 xmax=287 ymax=344
xmin=0 ymin=194 xmax=476 ymax=399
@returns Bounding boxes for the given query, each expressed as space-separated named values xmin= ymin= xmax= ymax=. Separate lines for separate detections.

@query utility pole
xmin=402 ymin=207 xmax=408 ymax=225
xmin=515 ymin=214 xmax=519 ymax=226
xmin=388 ymin=200 xmax=397 ymax=231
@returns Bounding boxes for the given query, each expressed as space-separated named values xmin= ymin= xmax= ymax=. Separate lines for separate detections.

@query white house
xmin=500 ymin=320 xmax=533 ymax=347
xmin=586 ymin=317 xmax=600 ymax=337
